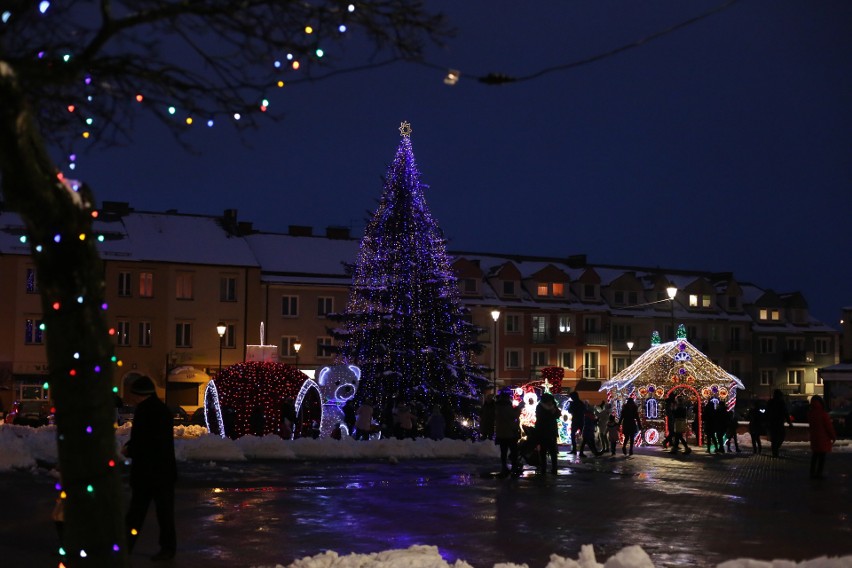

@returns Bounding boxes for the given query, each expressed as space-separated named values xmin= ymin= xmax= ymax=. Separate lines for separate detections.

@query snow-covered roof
xmin=245 ymin=233 xmax=358 ymax=276
xmin=600 ymin=338 xmax=745 ymax=393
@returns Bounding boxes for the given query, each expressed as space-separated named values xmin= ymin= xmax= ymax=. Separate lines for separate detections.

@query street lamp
xmin=626 ymin=341 xmax=634 ymax=363
xmin=490 ymin=309 xmax=501 ymax=393
xmin=666 ymin=283 xmax=678 ymax=341
xmin=216 ymin=322 xmax=227 ymax=373
xmin=293 ymin=341 xmax=302 ymax=368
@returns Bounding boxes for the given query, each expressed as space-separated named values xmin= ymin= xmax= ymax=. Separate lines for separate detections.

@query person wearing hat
xmin=123 ymin=375 xmax=177 ymax=561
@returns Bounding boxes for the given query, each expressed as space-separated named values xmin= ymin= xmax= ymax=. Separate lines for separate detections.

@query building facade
xmin=0 ymin=205 xmax=841 ymax=413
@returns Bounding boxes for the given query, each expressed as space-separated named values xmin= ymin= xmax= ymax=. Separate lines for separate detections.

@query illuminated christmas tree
xmin=332 ymin=122 xmax=487 ymax=425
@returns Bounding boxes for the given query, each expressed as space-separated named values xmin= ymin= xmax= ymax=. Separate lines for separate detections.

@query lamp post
xmin=666 ymin=283 xmax=678 ymax=341
xmin=490 ymin=309 xmax=501 ymax=394
xmin=216 ymin=322 xmax=226 ymax=374
xmin=626 ymin=340 xmax=634 ymax=364
xmin=293 ymin=341 xmax=301 ymax=369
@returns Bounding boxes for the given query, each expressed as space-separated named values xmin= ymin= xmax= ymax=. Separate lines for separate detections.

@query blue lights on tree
xmin=331 ymin=122 xmax=487 ymax=425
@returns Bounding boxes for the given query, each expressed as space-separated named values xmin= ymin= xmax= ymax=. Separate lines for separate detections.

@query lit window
xmin=176 ymin=273 xmax=193 ymax=300
xmin=552 ymin=283 xmax=564 ymax=297
xmin=770 ymin=310 xmax=780 ymax=321
xmin=139 ymin=272 xmax=153 ymax=298
xmin=537 ymin=283 xmax=549 ymax=297
xmin=702 ymin=295 xmax=711 ymax=308
xmin=689 ymin=294 xmax=698 ymax=307
xmin=759 ymin=309 xmax=768 ymax=320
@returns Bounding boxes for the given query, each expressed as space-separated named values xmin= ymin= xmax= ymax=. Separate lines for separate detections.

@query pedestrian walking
xmin=568 ymin=391 xmax=584 ymax=455
xmin=703 ymin=399 xmax=721 ymax=453
xmin=535 ymin=393 xmax=560 ymax=473
xmin=747 ymin=400 xmax=764 ymax=454
xmin=807 ymin=395 xmax=836 ymax=479
xmin=670 ymin=397 xmax=691 ymax=454
xmin=595 ymin=401 xmax=612 ymax=451
xmin=766 ymin=389 xmax=793 ymax=457
xmin=605 ymin=414 xmax=620 ymax=455
xmin=494 ymin=390 xmax=523 ymax=478
xmin=354 ymin=400 xmax=374 ymax=440
xmin=662 ymin=392 xmax=677 ymax=449
xmin=724 ymin=408 xmax=741 ymax=453
xmin=618 ymin=397 xmax=641 ymax=456
xmin=579 ymin=402 xmax=604 ymax=457
xmin=123 ymin=375 xmax=177 ymax=561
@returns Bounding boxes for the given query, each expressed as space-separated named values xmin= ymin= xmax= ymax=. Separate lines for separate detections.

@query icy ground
xmin=1 ymin=423 xmax=850 ymax=568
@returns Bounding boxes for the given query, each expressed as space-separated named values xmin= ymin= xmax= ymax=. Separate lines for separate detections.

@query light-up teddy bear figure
xmin=305 ymin=364 xmax=360 ymax=438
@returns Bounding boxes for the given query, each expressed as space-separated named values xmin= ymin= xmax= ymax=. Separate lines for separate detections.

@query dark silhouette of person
xmin=662 ymin=392 xmax=677 ymax=449
xmin=568 ymin=391 xmax=584 ymax=455
xmin=807 ymin=395 xmax=836 ymax=479
xmin=579 ymin=401 xmax=605 ymax=458
xmin=618 ymin=397 xmax=641 ymax=456
xmin=342 ymin=399 xmax=357 ymax=435
xmin=123 ymin=375 xmax=177 ymax=561
xmin=479 ymin=393 xmax=496 ymax=441
xmin=766 ymin=389 xmax=793 ymax=457
xmin=747 ymin=400 xmax=765 ymax=454
xmin=670 ymin=397 xmax=691 ymax=454
xmin=703 ymin=399 xmax=721 ymax=453
xmin=494 ymin=390 xmax=523 ymax=478
xmin=535 ymin=393 xmax=560 ymax=473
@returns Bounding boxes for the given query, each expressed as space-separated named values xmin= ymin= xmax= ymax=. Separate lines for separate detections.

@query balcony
xmin=783 ymin=350 xmax=813 ymax=364
xmin=582 ymin=365 xmax=607 ymax=380
xmin=531 ymin=331 xmax=554 ymax=344
xmin=581 ymin=332 xmax=608 ymax=346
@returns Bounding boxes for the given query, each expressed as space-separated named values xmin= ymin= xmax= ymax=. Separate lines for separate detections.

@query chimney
xmin=288 ymin=225 xmax=313 ymax=237
xmin=325 ymin=226 xmax=350 ymax=239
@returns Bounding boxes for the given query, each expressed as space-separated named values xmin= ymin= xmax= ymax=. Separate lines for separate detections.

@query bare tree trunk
xmin=1 ymin=62 xmax=128 ymax=567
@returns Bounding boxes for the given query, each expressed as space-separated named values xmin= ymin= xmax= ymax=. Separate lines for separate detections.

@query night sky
xmin=73 ymin=1 xmax=851 ymax=327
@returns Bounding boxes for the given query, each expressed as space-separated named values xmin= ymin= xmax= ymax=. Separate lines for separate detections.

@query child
xmin=606 ymin=414 xmax=620 ymax=456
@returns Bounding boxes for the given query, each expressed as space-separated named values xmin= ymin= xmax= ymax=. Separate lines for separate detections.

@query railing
xmin=581 ymin=332 xmax=608 ymax=346
xmin=531 ymin=331 xmax=554 ymax=344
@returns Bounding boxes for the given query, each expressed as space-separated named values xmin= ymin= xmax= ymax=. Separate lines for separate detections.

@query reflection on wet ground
xmin=2 ymin=446 xmax=850 ymax=567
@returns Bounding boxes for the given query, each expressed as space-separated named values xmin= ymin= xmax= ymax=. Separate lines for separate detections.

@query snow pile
xmin=264 ymin=544 xmax=852 ymax=568
xmin=0 ymin=423 xmax=499 ymax=471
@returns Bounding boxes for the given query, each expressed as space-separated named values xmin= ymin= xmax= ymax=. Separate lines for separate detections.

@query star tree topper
xmin=399 ymin=120 xmax=413 ymax=137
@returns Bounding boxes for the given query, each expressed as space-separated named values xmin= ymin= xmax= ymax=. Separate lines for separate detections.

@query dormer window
xmin=583 ymin=284 xmax=596 ymax=299
xmin=759 ymin=308 xmax=781 ymax=321
xmin=537 ymin=282 xmax=565 ymax=298
xmin=461 ymin=278 xmax=478 ymax=294
xmin=689 ymin=294 xmax=712 ymax=308
xmin=614 ymin=291 xmax=625 ymax=306
xmin=502 ymin=281 xmax=516 ymax=296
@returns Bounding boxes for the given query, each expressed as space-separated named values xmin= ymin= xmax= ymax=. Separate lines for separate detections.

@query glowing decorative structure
xmin=204 ymin=362 xmax=360 ymax=439
xmin=599 ymin=331 xmax=745 ymax=446
xmin=331 ymin=123 xmax=487 ymax=421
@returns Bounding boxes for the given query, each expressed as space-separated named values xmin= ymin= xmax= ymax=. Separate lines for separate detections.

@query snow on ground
xmin=2 ymin=424 xmax=851 ymax=568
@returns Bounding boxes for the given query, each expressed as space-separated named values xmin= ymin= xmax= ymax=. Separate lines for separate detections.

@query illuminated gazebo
xmin=599 ymin=326 xmax=745 ymax=446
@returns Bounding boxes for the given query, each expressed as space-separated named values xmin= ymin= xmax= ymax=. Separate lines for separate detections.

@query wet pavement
xmin=1 ymin=444 xmax=850 ymax=567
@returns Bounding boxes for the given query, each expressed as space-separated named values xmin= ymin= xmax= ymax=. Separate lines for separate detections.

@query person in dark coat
xmin=568 ymin=391 xmax=584 ymax=455
xmin=747 ymin=400 xmax=765 ymax=454
xmin=703 ymin=399 xmax=720 ymax=453
xmin=807 ymin=395 xmax=836 ymax=479
xmin=123 ymin=375 xmax=177 ymax=561
xmin=479 ymin=393 xmax=496 ymax=441
xmin=670 ymin=397 xmax=691 ymax=454
xmin=618 ymin=397 xmax=641 ymax=456
xmin=535 ymin=393 xmax=560 ymax=473
xmin=494 ymin=391 xmax=523 ymax=478
xmin=579 ymin=402 xmax=604 ymax=458
xmin=342 ymin=399 xmax=357 ymax=435
xmin=766 ymin=389 xmax=793 ymax=457
xmin=662 ymin=392 xmax=677 ymax=449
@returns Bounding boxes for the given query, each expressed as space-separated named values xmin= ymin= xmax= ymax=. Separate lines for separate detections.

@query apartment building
xmin=0 ymin=205 xmax=840 ymax=413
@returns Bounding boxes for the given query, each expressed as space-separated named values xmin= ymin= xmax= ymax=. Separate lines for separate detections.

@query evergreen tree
xmin=332 ymin=122 xmax=487 ymax=425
